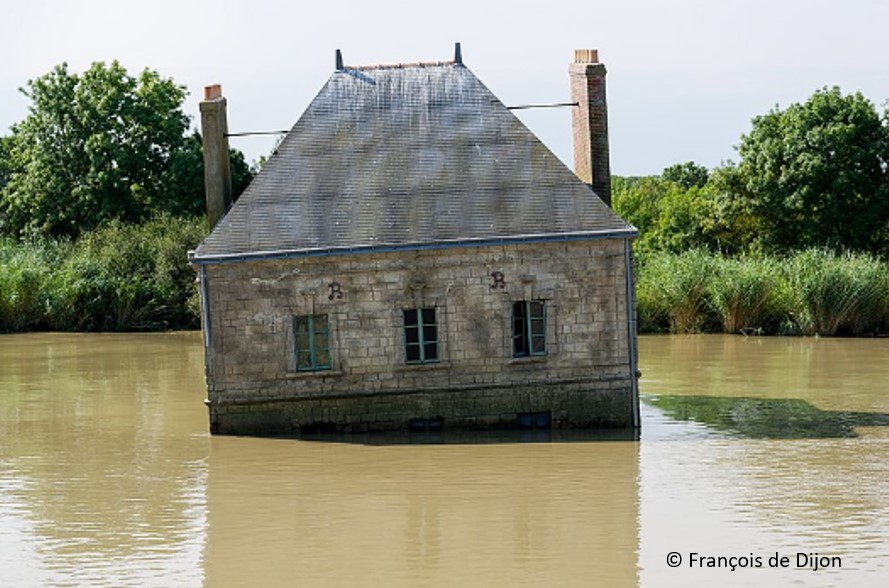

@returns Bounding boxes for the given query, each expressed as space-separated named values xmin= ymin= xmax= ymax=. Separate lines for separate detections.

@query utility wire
xmin=225 ymin=101 xmax=578 ymax=137
xmin=225 ymin=130 xmax=289 ymax=138
xmin=506 ymin=102 xmax=579 ymax=110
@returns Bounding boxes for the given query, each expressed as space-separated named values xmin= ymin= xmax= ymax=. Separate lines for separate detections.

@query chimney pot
xmin=204 ymin=84 xmax=222 ymax=101
xmin=574 ymin=49 xmax=599 ymax=64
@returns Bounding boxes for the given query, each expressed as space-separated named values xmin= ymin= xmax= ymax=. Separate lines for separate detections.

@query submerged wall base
xmin=209 ymin=379 xmax=635 ymax=436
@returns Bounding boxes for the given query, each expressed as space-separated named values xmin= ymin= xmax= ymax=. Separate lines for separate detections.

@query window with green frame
xmin=293 ymin=314 xmax=331 ymax=371
xmin=512 ymin=300 xmax=546 ymax=357
xmin=403 ymin=308 xmax=439 ymax=364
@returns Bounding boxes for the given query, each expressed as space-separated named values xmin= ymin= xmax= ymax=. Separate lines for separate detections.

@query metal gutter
xmin=624 ymin=239 xmax=641 ymax=429
xmin=188 ymin=227 xmax=639 ymax=266
xmin=199 ymin=265 xmax=211 ymax=349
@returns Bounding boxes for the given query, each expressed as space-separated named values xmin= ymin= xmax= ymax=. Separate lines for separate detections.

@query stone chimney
xmin=569 ymin=49 xmax=611 ymax=206
xmin=199 ymin=84 xmax=233 ymax=229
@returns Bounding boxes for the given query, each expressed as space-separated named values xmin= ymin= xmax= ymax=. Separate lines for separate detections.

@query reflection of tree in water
xmin=0 ymin=333 xmax=208 ymax=583
xmin=644 ymin=394 xmax=889 ymax=438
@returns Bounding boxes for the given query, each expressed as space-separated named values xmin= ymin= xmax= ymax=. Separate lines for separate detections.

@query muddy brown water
xmin=1 ymin=333 xmax=887 ymax=587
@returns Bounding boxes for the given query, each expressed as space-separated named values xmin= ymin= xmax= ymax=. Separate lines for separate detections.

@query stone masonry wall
xmin=202 ymin=239 xmax=635 ymax=434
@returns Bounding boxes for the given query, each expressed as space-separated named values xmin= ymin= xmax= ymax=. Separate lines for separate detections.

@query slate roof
xmin=191 ymin=60 xmax=635 ymax=264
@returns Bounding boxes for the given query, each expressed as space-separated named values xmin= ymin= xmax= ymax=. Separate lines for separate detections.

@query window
xmin=512 ymin=301 xmax=546 ymax=357
xmin=403 ymin=308 xmax=439 ymax=364
xmin=293 ymin=314 xmax=331 ymax=371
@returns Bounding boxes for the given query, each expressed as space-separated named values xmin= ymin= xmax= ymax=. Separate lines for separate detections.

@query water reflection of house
xmin=203 ymin=439 xmax=641 ymax=586
xmin=189 ymin=46 xmax=639 ymax=436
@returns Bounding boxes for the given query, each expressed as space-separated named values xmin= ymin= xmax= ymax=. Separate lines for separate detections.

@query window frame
xmin=403 ymin=307 xmax=440 ymax=365
xmin=512 ymin=300 xmax=547 ymax=358
xmin=293 ymin=314 xmax=332 ymax=372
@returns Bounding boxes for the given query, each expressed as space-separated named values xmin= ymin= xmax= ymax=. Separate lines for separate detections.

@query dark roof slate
xmin=192 ymin=62 xmax=634 ymax=262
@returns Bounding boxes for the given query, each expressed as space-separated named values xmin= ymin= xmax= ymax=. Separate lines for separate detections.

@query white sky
xmin=1 ymin=0 xmax=887 ymax=176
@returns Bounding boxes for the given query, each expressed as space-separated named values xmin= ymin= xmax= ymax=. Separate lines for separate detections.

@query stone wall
xmin=201 ymin=238 xmax=636 ymax=435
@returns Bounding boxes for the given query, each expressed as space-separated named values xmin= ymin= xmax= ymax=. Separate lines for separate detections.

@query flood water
xmin=1 ymin=333 xmax=888 ymax=587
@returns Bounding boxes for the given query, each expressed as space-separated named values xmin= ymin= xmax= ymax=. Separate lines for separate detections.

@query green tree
xmin=613 ymin=168 xmax=722 ymax=253
xmin=0 ymin=136 xmax=12 ymax=192
xmin=662 ymin=161 xmax=709 ymax=190
xmin=1 ymin=62 xmax=189 ymax=237
xmin=163 ymin=131 xmax=254 ymax=217
xmin=734 ymin=87 xmax=889 ymax=253
xmin=0 ymin=61 xmax=255 ymax=238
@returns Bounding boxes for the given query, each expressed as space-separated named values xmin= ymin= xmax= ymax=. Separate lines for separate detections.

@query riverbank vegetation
xmin=619 ymin=87 xmax=889 ymax=336
xmin=635 ymin=249 xmax=889 ymax=336
xmin=0 ymin=216 xmax=206 ymax=331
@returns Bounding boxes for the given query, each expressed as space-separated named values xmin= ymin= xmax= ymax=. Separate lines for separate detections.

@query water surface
xmin=1 ymin=333 xmax=887 ymax=587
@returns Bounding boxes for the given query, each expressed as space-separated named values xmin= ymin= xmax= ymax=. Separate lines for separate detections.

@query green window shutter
xmin=294 ymin=314 xmax=331 ymax=371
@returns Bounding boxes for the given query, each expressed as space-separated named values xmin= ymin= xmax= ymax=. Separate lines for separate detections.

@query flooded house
xmin=189 ymin=46 xmax=639 ymax=436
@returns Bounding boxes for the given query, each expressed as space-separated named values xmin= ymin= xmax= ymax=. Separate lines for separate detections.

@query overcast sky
xmin=2 ymin=0 xmax=887 ymax=176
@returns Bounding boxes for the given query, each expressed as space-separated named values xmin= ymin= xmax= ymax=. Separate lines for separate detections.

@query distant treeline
xmin=613 ymin=87 xmax=889 ymax=258
xmin=0 ymin=62 xmax=246 ymax=332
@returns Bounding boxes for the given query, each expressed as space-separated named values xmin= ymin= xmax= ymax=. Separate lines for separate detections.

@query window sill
xmin=508 ymin=355 xmax=548 ymax=365
xmin=284 ymin=369 xmax=343 ymax=379
xmin=395 ymin=361 xmax=451 ymax=372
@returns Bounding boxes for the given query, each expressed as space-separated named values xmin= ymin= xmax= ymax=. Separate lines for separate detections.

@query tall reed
xmin=635 ymin=249 xmax=717 ymax=333
xmin=708 ymin=256 xmax=789 ymax=334
xmin=787 ymin=249 xmax=889 ymax=336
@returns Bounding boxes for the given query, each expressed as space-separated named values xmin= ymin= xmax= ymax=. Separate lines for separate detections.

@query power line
xmin=224 ymin=101 xmax=578 ymax=137
xmin=506 ymin=102 xmax=579 ymax=110
xmin=225 ymin=130 xmax=289 ymax=138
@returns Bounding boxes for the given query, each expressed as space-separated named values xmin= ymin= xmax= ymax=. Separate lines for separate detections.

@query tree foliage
xmin=661 ymin=161 xmax=709 ymax=190
xmin=0 ymin=61 xmax=254 ymax=238
xmin=0 ymin=136 xmax=11 ymax=192
xmin=733 ymin=87 xmax=889 ymax=252
xmin=615 ymin=88 xmax=889 ymax=257
xmin=612 ymin=166 xmax=723 ymax=253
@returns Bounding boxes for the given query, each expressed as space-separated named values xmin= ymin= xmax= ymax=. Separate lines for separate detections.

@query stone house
xmin=189 ymin=46 xmax=639 ymax=436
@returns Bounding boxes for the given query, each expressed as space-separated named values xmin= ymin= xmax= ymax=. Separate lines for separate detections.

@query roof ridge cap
xmin=346 ymin=60 xmax=461 ymax=71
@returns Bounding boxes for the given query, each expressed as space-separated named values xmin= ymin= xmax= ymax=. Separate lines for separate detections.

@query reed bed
xmin=635 ymin=249 xmax=889 ymax=336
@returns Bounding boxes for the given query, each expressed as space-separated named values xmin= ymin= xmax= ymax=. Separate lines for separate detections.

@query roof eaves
xmin=189 ymin=227 xmax=639 ymax=266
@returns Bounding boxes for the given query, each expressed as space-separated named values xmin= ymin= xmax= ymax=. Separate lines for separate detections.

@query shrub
xmin=0 ymin=215 xmax=206 ymax=332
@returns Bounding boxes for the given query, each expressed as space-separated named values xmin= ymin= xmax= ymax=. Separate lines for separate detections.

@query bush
xmin=0 ymin=215 xmax=206 ymax=332
xmin=0 ymin=238 xmax=64 ymax=330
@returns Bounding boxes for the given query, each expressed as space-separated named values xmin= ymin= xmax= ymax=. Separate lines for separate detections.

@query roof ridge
xmin=346 ymin=60 xmax=460 ymax=71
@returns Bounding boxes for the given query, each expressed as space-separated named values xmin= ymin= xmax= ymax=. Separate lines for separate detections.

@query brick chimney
xmin=569 ymin=49 xmax=611 ymax=206
xmin=199 ymin=84 xmax=233 ymax=228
